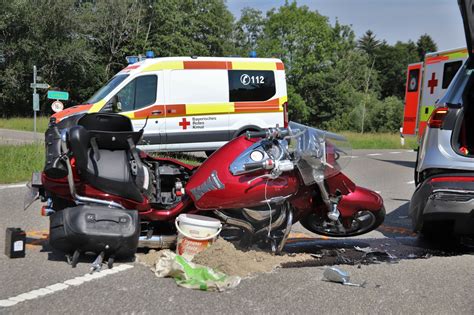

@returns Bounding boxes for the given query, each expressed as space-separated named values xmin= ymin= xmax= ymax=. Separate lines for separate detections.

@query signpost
xmin=30 ymin=66 xmax=50 ymax=136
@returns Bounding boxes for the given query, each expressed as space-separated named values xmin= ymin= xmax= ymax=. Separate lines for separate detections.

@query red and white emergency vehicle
xmin=402 ymin=47 xmax=468 ymax=138
xmin=52 ymin=56 xmax=288 ymax=153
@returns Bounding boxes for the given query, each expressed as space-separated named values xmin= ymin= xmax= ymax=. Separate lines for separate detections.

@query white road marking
xmin=0 ymin=264 xmax=134 ymax=308
xmin=367 ymin=153 xmax=382 ymax=156
xmin=406 ymin=180 xmax=415 ymax=184
xmin=0 ymin=183 xmax=26 ymax=190
xmin=389 ymin=151 xmax=401 ymax=154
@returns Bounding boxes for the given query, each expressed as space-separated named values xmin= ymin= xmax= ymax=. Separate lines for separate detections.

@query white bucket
xmin=175 ymin=214 xmax=222 ymax=261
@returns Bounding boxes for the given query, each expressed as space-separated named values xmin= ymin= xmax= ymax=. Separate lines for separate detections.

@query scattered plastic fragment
xmin=323 ymin=267 xmax=366 ymax=287
xmin=154 ymin=250 xmax=240 ymax=292
xmin=354 ymin=246 xmax=373 ymax=253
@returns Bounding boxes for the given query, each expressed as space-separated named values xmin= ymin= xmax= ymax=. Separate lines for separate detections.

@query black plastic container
xmin=5 ymin=228 xmax=26 ymax=258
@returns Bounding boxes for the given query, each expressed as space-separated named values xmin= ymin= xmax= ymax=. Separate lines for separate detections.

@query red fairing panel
xmin=186 ymin=136 xmax=300 ymax=210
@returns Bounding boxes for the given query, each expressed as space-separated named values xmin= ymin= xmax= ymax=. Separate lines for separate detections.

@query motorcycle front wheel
xmin=300 ymin=207 xmax=385 ymax=237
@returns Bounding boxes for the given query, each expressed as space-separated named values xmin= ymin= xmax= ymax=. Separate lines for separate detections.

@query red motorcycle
xmin=25 ymin=113 xmax=384 ymax=268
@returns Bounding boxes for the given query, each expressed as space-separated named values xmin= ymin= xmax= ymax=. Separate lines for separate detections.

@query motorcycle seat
xmin=69 ymin=125 xmax=144 ymax=203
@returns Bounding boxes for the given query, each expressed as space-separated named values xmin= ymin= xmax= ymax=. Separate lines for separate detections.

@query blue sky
xmin=226 ymin=0 xmax=466 ymax=51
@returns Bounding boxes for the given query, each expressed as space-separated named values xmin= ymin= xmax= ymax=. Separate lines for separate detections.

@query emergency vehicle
xmin=53 ymin=56 xmax=288 ymax=153
xmin=402 ymin=47 xmax=468 ymax=138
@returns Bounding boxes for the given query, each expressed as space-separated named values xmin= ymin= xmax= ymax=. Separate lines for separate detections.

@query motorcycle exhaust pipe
xmin=138 ymin=235 xmax=177 ymax=249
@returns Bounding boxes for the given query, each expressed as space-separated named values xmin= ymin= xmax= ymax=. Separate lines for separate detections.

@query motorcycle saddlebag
xmin=49 ymin=204 xmax=140 ymax=258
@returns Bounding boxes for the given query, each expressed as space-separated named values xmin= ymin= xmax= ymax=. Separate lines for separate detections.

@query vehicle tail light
xmin=427 ymin=107 xmax=449 ymax=128
xmin=429 ymin=176 xmax=474 ymax=183
xmin=283 ymin=102 xmax=289 ymax=128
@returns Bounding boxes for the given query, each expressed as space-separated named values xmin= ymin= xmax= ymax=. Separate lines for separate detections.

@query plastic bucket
xmin=175 ymin=214 xmax=222 ymax=261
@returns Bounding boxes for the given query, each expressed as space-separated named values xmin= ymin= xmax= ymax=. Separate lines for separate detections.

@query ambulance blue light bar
xmin=126 ymin=56 xmax=139 ymax=64
xmin=146 ymin=50 xmax=155 ymax=58
xmin=249 ymin=51 xmax=257 ymax=58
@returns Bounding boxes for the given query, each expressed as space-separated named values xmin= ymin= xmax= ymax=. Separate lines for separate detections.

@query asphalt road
xmin=0 ymin=149 xmax=473 ymax=314
xmin=0 ymin=129 xmax=43 ymax=145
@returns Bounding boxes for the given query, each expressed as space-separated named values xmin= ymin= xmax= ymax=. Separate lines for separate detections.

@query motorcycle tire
xmin=300 ymin=207 xmax=386 ymax=237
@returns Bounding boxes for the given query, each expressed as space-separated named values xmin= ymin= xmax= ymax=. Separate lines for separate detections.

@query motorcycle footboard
xmin=49 ymin=205 xmax=140 ymax=258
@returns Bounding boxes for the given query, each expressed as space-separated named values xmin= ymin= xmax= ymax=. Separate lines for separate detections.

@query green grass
xmin=0 ymin=143 xmax=45 ymax=184
xmin=0 ymin=117 xmax=49 ymax=133
xmin=340 ymin=131 xmax=418 ymax=150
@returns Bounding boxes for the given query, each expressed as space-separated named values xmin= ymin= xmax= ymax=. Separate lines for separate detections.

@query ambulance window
xmin=407 ymin=69 xmax=420 ymax=92
xmin=442 ymin=61 xmax=463 ymax=89
xmin=87 ymin=74 xmax=128 ymax=104
xmin=228 ymin=70 xmax=276 ymax=102
xmin=116 ymin=75 xmax=157 ymax=111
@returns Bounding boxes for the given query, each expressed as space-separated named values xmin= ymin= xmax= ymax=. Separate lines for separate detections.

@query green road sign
xmin=47 ymin=90 xmax=69 ymax=101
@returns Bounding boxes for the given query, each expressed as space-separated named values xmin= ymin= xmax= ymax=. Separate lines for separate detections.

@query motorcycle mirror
xmin=106 ymin=95 xmax=122 ymax=113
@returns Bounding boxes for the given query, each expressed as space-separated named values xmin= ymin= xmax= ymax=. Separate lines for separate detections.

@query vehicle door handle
xmin=151 ymin=110 xmax=162 ymax=115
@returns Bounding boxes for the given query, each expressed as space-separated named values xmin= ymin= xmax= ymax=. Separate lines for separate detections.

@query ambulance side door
xmin=163 ymin=69 xmax=230 ymax=148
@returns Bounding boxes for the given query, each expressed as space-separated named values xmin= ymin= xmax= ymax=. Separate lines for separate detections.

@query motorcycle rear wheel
xmin=300 ymin=207 xmax=385 ymax=237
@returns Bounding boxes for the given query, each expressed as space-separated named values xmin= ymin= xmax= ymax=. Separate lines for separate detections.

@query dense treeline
xmin=0 ymin=0 xmax=438 ymax=132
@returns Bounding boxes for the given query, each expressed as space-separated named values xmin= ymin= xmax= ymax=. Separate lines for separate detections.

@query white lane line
xmin=0 ymin=264 xmax=134 ymax=308
xmin=0 ymin=183 xmax=26 ymax=190
xmin=389 ymin=151 xmax=401 ymax=154
xmin=406 ymin=180 xmax=415 ymax=184
xmin=367 ymin=153 xmax=382 ymax=156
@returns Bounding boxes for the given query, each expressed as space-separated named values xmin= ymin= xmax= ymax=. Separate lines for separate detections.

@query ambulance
xmin=402 ymin=47 xmax=468 ymax=138
xmin=53 ymin=56 xmax=288 ymax=153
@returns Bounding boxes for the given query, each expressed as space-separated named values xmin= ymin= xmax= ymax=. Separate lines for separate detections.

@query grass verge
xmin=0 ymin=143 xmax=45 ymax=184
xmin=0 ymin=117 xmax=49 ymax=133
xmin=340 ymin=131 xmax=418 ymax=150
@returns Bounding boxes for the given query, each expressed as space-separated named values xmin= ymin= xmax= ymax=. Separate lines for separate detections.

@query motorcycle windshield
xmin=288 ymin=121 xmax=352 ymax=185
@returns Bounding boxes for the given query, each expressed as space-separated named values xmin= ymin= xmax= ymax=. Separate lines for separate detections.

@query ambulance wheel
xmin=205 ymin=150 xmax=215 ymax=157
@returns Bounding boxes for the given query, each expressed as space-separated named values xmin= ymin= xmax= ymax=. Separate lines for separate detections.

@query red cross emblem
xmin=427 ymin=72 xmax=438 ymax=94
xmin=179 ymin=118 xmax=190 ymax=130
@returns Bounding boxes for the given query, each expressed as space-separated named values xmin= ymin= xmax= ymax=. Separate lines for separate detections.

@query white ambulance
xmin=53 ymin=56 xmax=288 ymax=154
xmin=402 ymin=47 xmax=467 ymax=138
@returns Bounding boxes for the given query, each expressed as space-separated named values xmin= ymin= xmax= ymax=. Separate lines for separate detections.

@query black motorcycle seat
xmin=69 ymin=125 xmax=143 ymax=203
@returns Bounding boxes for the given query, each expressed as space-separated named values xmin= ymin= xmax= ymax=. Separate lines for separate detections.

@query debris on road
xmin=154 ymin=250 xmax=240 ymax=292
xmin=323 ymin=267 xmax=366 ymax=287
xmin=192 ymin=238 xmax=312 ymax=277
xmin=138 ymin=238 xmax=312 ymax=278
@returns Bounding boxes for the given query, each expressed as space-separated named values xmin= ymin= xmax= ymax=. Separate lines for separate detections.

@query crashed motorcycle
xmin=26 ymin=113 xmax=384 ymax=268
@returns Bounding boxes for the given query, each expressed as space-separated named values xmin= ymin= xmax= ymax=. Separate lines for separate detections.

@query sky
xmin=226 ymin=0 xmax=467 ymax=51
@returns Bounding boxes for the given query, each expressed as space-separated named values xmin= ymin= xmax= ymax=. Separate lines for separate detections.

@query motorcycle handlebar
xmin=244 ymin=161 xmax=266 ymax=171
xmin=243 ymin=159 xmax=275 ymax=172
xmin=246 ymin=128 xmax=290 ymax=140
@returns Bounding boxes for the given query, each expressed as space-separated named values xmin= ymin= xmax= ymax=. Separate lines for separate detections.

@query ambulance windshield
xmin=87 ymin=74 xmax=129 ymax=104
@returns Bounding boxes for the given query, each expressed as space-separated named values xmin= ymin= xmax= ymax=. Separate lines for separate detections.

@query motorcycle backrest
xmin=78 ymin=113 xmax=134 ymax=132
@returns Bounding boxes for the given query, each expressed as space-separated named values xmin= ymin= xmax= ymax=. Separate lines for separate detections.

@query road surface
xmin=0 ymin=149 xmax=473 ymax=314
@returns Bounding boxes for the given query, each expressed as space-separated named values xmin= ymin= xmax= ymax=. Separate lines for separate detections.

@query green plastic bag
xmin=154 ymin=250 xmax=241 ymax=291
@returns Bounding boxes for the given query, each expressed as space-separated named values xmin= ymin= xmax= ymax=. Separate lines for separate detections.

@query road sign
xmin=51 ymin=100 xmax=64 ymax=113
xmin=47 ymin=90 xmax=69 ymax=101
xmin=33 ymin=93 xmax=40 ymax=111
xmin=30 ymin=83 xmax=49 ymax=89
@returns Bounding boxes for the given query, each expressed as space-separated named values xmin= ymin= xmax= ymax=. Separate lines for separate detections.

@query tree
xmin=373 ymin=41 xmax=418 ymax=99
xmin=417 ymin=34 xmax=438 ymax=61
xmin=233 ymin=8 xmax=265 ymax=57
xmin=147 ymin=0 xmax=234 ymax=57
xmin=357 ymin=30 xmax=381 ymax=57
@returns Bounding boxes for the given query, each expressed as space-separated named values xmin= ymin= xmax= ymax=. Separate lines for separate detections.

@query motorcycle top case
xmin=49 ymin=205 xmax=140 ymax=258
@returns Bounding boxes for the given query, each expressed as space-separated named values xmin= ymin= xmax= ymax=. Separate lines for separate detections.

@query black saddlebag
xmin=49 ymin=205 xmax=140 ymax=258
